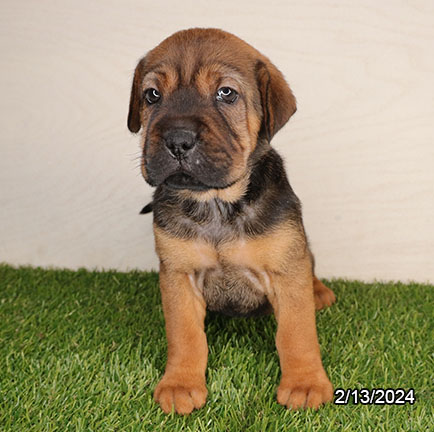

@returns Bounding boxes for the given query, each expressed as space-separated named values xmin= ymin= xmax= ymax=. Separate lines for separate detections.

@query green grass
xmin=0 ymin=264 xmax=432 ymax=431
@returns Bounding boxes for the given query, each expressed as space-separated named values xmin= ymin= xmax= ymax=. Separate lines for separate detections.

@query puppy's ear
xmin=128 ymin=57 xmax=147 ymax=133
xmin=255 ymin=60 xmax=297 ymax=141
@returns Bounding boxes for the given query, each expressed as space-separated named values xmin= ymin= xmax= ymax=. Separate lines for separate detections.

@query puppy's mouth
xmin=164 ymin=172 xmax=210 ymax=191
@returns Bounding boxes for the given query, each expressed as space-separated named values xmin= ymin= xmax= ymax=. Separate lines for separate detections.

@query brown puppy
xmin=128 ymin=28 xmax=336 ymax=415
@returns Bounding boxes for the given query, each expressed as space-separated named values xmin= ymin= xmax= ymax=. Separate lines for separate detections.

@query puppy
xmin=128 ymin=28 xmax=336 ymax=415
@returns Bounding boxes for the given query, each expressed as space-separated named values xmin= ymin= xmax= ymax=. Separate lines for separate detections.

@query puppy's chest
xmin=191 ymin=262 xmax=272 ymax=317
xmin=182 ymin=237 xmax=285 ymax=317
xmin=154 ymin=197 xmax=299 ymax=316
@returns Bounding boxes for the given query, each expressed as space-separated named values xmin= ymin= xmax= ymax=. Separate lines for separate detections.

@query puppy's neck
xmin=152 ymin=148 xmax=302 ymax=241
xmin=178 ymin=172 xmax=250 ymax=204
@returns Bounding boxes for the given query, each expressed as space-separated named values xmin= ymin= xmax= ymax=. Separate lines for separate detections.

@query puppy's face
xmin=128 ymin=28 xmax=297 ymax=191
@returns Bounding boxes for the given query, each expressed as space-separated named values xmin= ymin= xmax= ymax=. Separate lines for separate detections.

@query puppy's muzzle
xmin=163 ymin=128 xmax=197 ymax=160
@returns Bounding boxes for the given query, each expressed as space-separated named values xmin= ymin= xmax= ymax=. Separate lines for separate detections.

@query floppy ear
xmin=255 ymin=60 xmax=297 ymax=141
xmin=127 ymin=57 xmax=147 ymax=133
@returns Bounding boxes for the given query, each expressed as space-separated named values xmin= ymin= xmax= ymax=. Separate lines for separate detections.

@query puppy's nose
xmin=164 ymin=129 xmax=197 ymax=159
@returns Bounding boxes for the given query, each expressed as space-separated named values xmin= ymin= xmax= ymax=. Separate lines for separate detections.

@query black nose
xmin=164 ymin=129 xmax=197 ymax=159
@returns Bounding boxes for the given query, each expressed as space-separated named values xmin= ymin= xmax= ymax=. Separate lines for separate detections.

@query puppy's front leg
xmin=154 ymin=265 xmax=208 ymax=414
xmin=272 ymin=257 xmax=333 ymax=409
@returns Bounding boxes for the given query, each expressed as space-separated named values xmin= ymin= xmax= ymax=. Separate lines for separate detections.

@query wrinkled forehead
xmin=141 ymin=36 xmax=256 ymax=95
xmin=143 ymin=63 xmax=247 ymax=97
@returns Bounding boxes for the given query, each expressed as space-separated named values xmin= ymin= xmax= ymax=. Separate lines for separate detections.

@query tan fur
xmin=246 ymin=111 xmax=262 ymax=152
xmin=221 ymin=223 xmax=306 ymax=273
xmin=155 ymin=221 xmax=304 ymax=273
xmin=154 ymin=225 xmax=218 ymax=272
xmin=195 ymin=64 xmax=245 ymax=97
xmin=313 ymin=276 xmax=337 ymax=310
xmin=271 ymin=258 xmax=334 ymax=409
xmin=154 ymin=265 xmax=208 ymax=414
xmin=179 ymin=171 xmax=250 ymax=203
xmin=142 ymin=68 xmax=179 ymax=96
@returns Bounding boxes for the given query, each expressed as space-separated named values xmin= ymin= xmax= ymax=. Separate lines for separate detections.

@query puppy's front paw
xmin=154 ymin=374 xmax=207 ymax=415
xmin=277 ymin=372 xmax=333 ymax=409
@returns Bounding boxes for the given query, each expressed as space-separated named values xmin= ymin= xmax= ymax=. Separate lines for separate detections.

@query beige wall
xmin=1 ymin=0 xmax=433 ymax=282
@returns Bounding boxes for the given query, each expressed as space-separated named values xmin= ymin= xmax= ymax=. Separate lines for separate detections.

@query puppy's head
xmin=128 ymin=28 xmax=296 ymax=191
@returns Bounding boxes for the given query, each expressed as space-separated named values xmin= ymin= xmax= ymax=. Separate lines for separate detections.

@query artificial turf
xmin=0 ymin=264 xmax=432 ymax=431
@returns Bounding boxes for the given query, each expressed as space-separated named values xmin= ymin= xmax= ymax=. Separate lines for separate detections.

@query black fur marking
xmin=152 ymin=148 xmax=303 ymax=242
xmin=140 ymin=202 xmax=153 ymax=214
xmin=209 ymin=297 xmax=272 ymax=318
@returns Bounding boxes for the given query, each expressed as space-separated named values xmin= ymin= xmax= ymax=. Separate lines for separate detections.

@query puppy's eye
xmin=216 ymin=87 xmax=238 ymax=104
xmin=144 ymin=88 xmax=161 ymax=105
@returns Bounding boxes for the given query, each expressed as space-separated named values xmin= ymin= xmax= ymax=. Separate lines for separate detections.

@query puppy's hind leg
xmin=313 ymin=276 xmax=336 ymax=310
xmin=309 ymin=252 xmax=336 ymax=310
